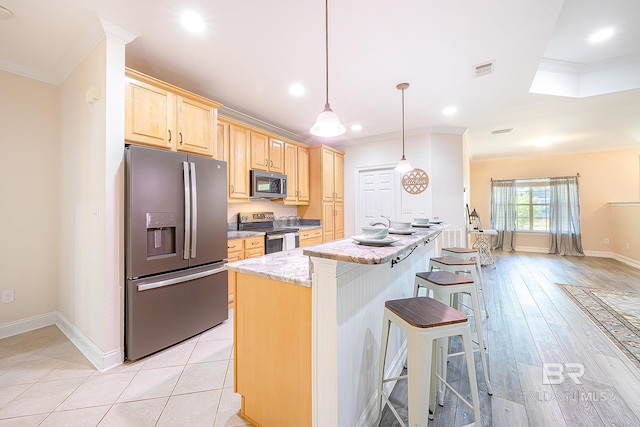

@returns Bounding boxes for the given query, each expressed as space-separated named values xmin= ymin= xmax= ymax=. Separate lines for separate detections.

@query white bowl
xmin=360 ymin=226 xmax=389 ymax=239
xmin=413 ymin=217 xmax=430 ymax=225
xmin=390 ymin=221 xmax=411 ymax=230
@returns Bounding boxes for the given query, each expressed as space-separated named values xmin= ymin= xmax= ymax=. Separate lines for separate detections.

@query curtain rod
xmin=491 ymin=173 xmax=580 ymax=181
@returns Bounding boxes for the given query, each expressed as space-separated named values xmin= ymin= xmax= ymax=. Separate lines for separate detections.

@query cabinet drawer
xmin=300 ymin=228 xmax=322 ymax=240
xmin=244 ymin=236 xmax=265 ymax=249
xmin=227 ymin=238 xmax=244 ymax=253
xmin=244 ymin=248 xmax=264 ymax=258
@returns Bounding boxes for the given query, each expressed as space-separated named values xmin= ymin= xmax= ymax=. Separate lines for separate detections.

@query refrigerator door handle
xmin=183 ymin=161 xmax=191 ymax=260
xmin=136 ymin=265 xmax=227 ymax=291
xmin=190 ymin=162 xmax=198 ymax=258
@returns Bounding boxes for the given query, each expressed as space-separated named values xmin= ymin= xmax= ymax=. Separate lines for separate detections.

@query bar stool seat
xmin=414 ymin=271 xmax=493 ymax=404
xmin=440 ymin=247 xmax=487 ymax=305
xmin=429 ymin=255 xmax=489 ymax=317
xmin=377 ymin=296 xmax=481 ymax=427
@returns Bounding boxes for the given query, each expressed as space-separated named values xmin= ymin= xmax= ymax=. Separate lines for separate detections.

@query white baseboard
xmin=0 ymin=311 xmax=123 ymax=372
xmin=514 ymin=246 xmax=549 ymax=254
xmin=583 ymin=250 xmax=612 ymax=258
xmin=0 ymin=312 xmax=58 ymax=340
xmin=611 ymin=253 xmax=640 ymax=270
xmin=356 ymin=341 xmax=408 ymax=427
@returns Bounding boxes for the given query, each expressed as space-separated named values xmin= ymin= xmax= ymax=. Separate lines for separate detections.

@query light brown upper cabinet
xmin=321 ymin=148 xmax=344 ymax=203
xmin=216 ymin=118 xmax=250 ymax=203
xmin=124 ymin=68 xmax=221 ymax=157
xmin=284 ymin=143 xmax=310 ymax=205
xmin=250 ymin=132 xmax=285 ymax=174
xmin=298 ymin=145 xmax=344 ymax=242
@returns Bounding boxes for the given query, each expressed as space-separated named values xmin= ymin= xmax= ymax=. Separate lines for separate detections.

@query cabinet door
xmin=321 ymin=149 xmax=335 ymax=201
xmin=297 ymin=147 xmax=310 ymax=203
xmin=334 ymin=153 xmax=344 ymax=202
xmin=250 ymin=131 xmax=269 ymax=171
xmin=125 ymin=78 xmax=175 ymax=149
xmin=284 ymin=143 xmax=298 ymax=202
xmin=269 ymin=138 xmax=285 ymax=173
xmin=334 ymin=203 xmax=344 ymax=239
xmin=176 ymin=96 xmax=215 ymax=156
xmin=322 ymin=202 xmax=335 ymax=242
xmin=216 ymin=121 xmax=229 ymax=162
xmin=229 ymin=125 xmax=250 ymax=201
xmin=227 ymin=240 xmax=244 ymax=303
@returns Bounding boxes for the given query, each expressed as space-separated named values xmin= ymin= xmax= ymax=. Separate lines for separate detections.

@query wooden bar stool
xmin=413 ymin=271 xmax=493 ymax=405
xmin=428 ymin=255 xmax=489 ymax=317
xmin=377 ymin=297 xmax=481 ymax=427
xmin=440 ymin=247 xmax=488 ymax=316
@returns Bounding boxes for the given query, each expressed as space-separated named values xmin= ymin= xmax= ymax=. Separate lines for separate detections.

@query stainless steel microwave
xmin=250 ymin=170 xmax=287 ymax=198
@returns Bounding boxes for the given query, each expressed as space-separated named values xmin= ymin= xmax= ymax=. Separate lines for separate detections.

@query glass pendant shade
xmin=310 ymin=105 xmax=346 ymax=137
xmin=394 ymin=156 xmax=413 ymax=173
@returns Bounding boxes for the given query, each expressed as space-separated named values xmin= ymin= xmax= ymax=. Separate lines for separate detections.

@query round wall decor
xmin=402 ymin=168 xmax=429 ymax=194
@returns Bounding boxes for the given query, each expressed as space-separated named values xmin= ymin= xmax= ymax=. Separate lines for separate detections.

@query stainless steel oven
xmin=266 ymin=232 xmax=300 ymax=254
xmin=238 ymin=211 xmax=299 ymax=254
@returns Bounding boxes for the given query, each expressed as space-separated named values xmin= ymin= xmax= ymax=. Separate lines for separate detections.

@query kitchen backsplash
xmin=226 ymin=200 xmax=298 ymax=225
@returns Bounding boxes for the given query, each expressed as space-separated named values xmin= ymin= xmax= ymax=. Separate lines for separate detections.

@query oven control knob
xmin=240 ymin=215 xmax=248 ymax=222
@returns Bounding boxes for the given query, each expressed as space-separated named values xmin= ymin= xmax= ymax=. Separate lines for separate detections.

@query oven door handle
xmin=266 ymin=232 xmax=299 ymax=241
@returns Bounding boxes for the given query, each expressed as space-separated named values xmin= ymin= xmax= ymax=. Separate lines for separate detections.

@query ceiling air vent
xmin=491 ymin=128 xmax=513 ymax=135
xmin=473 ymin=61 xmax=495 ymax=78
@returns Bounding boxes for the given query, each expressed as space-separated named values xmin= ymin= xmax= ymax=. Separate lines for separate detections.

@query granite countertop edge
xmin=226 ymin=225 xmax=448 ymax=286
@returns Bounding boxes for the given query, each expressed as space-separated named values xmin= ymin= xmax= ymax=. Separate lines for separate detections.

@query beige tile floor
xmin=0 ymin=309 xmax=249 ymax=427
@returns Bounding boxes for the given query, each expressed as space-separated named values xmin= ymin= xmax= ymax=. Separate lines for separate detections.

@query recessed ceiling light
xmin=442 ymin=106 xmax=457 ymax=116
xmin=181 ymin=12 xmax=205 ymax=33
xmin=534 ymin=138 xmax=552 ymax=147
xmin=289 ymin=84 xmax=305 ymax=97
xmin=351 ymin=124 xmax=362 ymax=132
xmin=588 ymin=28 xmax=614 ymax=43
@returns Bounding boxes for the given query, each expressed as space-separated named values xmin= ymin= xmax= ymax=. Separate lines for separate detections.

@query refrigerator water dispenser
xmin=146 ymin=212 xmax=176 ymax=258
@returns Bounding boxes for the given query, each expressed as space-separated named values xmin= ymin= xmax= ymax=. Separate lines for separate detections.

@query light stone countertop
xmin=225 ymin=224 xmax=447 ymax=286
xmin=226 ymin=248 xmax=312 ymax=287
xmin=227 ymin=230 xmax=265 ymax=239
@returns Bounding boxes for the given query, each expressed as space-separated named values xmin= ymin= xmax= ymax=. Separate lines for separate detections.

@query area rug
xmin=558 ymin=284 xmax=640 ymax=369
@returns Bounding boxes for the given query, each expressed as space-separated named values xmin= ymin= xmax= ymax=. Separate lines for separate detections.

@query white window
xmin=515 ymin=179 xmax=550 ymax=231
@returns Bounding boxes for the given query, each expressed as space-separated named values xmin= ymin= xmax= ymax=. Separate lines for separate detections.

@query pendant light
xmin=394 ymin=83 xmax=413 ymax=173
xmin=310 ymin=0 xmax=345 ymax=137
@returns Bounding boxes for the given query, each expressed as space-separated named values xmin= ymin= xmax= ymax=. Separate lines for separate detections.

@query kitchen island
xmin=226 ymin=225 xmax=446 ymax=427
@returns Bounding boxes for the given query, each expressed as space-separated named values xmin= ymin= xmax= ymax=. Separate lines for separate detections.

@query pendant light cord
xmin=401 ymin=86 xmax=406 ymax=158
xmin=324 ymin=0 xmax=330 ymax=108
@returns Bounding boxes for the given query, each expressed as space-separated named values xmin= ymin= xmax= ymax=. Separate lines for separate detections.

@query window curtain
xmin=549 ymin=176 xmax=584 ymax=256
xmin=490 ymin=179 xmax=516 ymax=251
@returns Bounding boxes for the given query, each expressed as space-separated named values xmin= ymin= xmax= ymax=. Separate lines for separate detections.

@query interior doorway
xmin=356 ymin=166 xmax=400 ymax=232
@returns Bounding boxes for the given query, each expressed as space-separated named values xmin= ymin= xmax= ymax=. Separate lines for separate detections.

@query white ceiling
xmin=1 ymin=0 xmax=639 ymax=161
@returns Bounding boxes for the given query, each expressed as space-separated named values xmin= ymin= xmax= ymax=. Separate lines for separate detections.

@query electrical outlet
xmin=2 ymin=290 xmax=14 ymax=304
xmin=627 ymin=242 xmax=631 ymax=249
xmin=603 ymin=238 xmax=610 ymax=244
xmin=403 ymin=207 xmax=412 ymax=214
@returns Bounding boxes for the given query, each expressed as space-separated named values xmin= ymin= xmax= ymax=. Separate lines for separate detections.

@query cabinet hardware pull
xmin=168 ymin=129 xmax=172 ymax=141
xmin=265 ymin=159 xmax=268 ymax=166
xmin=270 ymin=160 xmax=273 ymax=167
xmin=179 ymin=132 xmax=183 ymax=144
xmin=231 ymin=184 xmax=235 ymax=193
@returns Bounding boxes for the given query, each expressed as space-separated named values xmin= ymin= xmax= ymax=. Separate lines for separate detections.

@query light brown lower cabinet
xmin=234 ymin=273 xmax=311 ymax=427
xmin=299 ymin=227 xmax=323 ymax=247
xmin=227 ymin=236 xmax=264 ymax=303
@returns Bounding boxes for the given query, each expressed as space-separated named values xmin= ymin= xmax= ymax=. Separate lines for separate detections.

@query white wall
xmin=58 ymin=35 xmax=126 ymax=368
xmin=341 ymin=132 xmax=465 ymax=238
xmin=0 ymin=70 xmax=60 ymax=325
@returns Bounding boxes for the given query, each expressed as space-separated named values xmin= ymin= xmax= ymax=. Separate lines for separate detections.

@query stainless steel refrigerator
xmin=125 ymin=145 xmax=228 ymax=360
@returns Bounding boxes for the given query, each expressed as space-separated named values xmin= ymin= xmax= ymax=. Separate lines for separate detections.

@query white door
xmin=357 ymin=167 xmax=399 ymax=232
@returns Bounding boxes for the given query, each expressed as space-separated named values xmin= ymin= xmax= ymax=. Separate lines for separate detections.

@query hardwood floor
xmin=379 ymin=251 xmax=640 ymax=427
